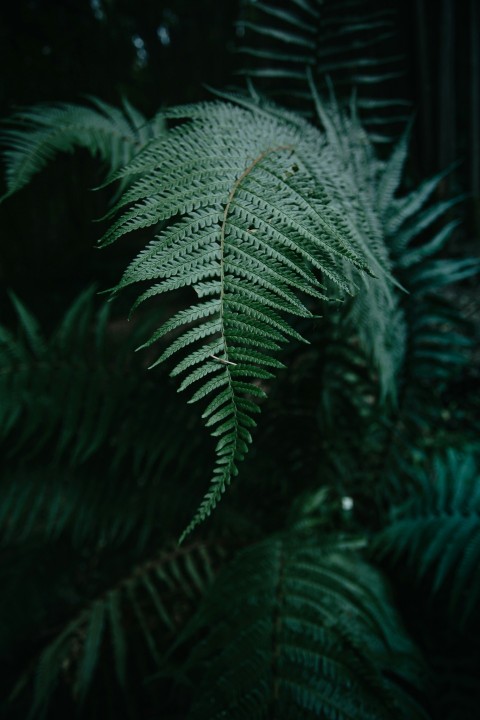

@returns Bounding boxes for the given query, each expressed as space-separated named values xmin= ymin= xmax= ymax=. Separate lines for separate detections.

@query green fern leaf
xmin=0 ymin=290 xmax=212 ymax=546
xmin=236 ymin=0 xmax=409 ymax=137
xmin=100 ymin=100 xmax=377 ymax=538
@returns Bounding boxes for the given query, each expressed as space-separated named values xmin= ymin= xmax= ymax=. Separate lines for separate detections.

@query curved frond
xmin=102 ymin=100 xmax=380 ymax=537
xmin=0 ymin=98 xmax=165 ymax=200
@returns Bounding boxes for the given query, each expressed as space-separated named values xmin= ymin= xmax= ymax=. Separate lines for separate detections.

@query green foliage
xmin=99 ymin=98 xmax=386 ymax=537
xmin=0 ymin=4 xmax=479 ymax=718
xmin=236 ymin=0 xmax=409 ymax=138
xmin=179 ymin=532 xmax=428 ymax=719
xmin=374 ymin=451 xmax=480 ymax=628
xmin=0 ymin=289 xmax=208 ymax=547
xmin=0 ymin=87 xmax=477 ymax=717
xmin=21 ymin=542 xmax=218 ymax=718
xmin=0 ymin=98 xmax=165 ymax=201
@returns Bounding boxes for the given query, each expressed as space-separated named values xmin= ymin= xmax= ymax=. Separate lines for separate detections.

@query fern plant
xmin=100 ymin=99 xmax=386 ymax=537
xmin=177 ymin=531 xmax=429 ymax=719
xmin=0 ymin=97 xmax=165 ymax=202
xmin=20 ymin=541 xmax=220 ymax=719
xmin=0 ymin=3 xmax=479 ymax=718
xmin=0 ymin=289 xmax=211 ymax=548
xmin=2 ymin=95 xmax=387 ymax=537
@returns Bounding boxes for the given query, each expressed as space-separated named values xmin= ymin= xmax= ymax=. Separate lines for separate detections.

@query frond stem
xmin=218 ymin=143 xmax=295 ymax=350
xmin=216 ymin=144 xmax=294 ymax=478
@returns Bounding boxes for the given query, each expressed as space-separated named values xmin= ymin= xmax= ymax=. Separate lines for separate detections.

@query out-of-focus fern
xmin=0 ymin=289 xmax=207 ymax=546
xmin=1 ymin=287 xmax=119 ymax=466
xmin=309 ymin=83 xmax=406 ymax=401
xmin=0 ymin=98 xmax=165 ymax=200
xmin=374 ymin=451 xmax=480 ymax=628
xmin=178 ymin=533 xmax=428 ymax=719
xmin=236 ymin=0 xmax=409 ymax=138
xmin=12 ymin=542 xmax=219 ymax=719
xmin=374 ymin=136 xmax=479 ymax=495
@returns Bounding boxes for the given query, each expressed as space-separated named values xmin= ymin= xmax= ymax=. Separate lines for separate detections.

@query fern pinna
xmin=101 ymin=100 xmax=377 ymax=537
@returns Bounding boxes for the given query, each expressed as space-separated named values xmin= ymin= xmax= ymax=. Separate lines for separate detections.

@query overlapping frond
xmin=179 ymin=534 xmax=428 ymax=719
xmin=211 ymin=87 xmax=406 ymax=405
xmin=1 ymin=288 xmax=109 ymax=465
xmin=102 ymin=99 xmax=379 ymax=538
xmin=0 ymin=289 xmax=160 ymax=469
xmin=310 ymin=85 xmax=406 ymax=400
xmin=236 ymin=0 xmax=408 ymax=138
xmin=316 ymin=94 xmax=476 ymax=410
xmin=372 ymin=136 xmax=479 ymax=491
xmin=374 ymin=451 xmax=480 ymax=628
xmin=0 ymin=98 xmax=165 ymax=200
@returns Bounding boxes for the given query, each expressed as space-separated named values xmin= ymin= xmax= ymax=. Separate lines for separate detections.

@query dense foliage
xmin=0 ymin=1 xmax=478 ymax=718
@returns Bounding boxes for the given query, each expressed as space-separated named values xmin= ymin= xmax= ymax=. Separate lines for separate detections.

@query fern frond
xmin=101 ymin=100 xmax=379 ymax=538
xmin=309 ymin=84 xmax=405 ymax=400
xmin=24 ymin=542 xmax=217 ymax=717
xmin=179 ymin=534 xmax=428 ymax=719
xmin=380 ymin=129 xmax=477 ymax=460
xmin=236 ymin=0 xmax=408 ymax=137
xmin=374 ymin=451 xmax=480 ymax=628
xmin=0 ymin=98 xmax=165 ymax=200
xmin=0 ymin=288 xmax=129 ymax=466
xmin=0 ymin=290 xmax=209 ymax=546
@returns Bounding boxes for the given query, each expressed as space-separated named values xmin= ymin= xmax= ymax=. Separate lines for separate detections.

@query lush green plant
xmin=0 ymin=1 xmax=478 ymax=719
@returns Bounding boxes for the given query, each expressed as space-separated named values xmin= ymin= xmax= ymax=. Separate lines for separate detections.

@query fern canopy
xmin=103 ymin=99 xmax=379 ymax=537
